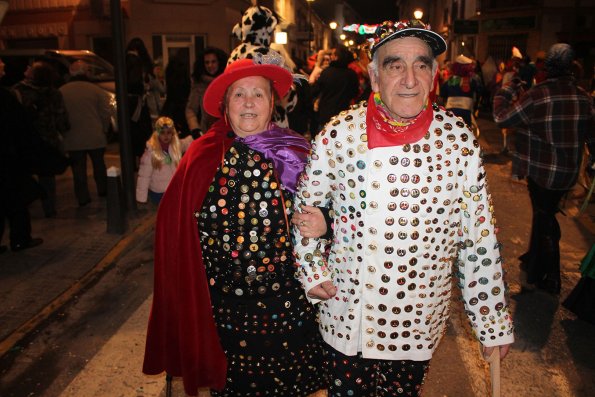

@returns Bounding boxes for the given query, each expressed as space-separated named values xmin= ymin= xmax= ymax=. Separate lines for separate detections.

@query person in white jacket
xmin=136 ymin=116 xmax=192 ymax=204
xmin=292 ymin=19 xmax=514 ymax=397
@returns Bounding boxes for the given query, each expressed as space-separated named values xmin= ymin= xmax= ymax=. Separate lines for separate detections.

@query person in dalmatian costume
xmin=228 ymin=0 xmax=297 ymax=128
xmin=292 ymin=19 xmax=514 ymax=397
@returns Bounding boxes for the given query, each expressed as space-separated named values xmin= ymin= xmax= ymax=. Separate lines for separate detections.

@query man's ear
xmin=368 ymin=63 xmax=379 ymax=93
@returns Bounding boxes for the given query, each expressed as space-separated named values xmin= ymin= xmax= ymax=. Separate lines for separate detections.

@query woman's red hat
xmin=203 ymin=58 xmax=293 ymax=118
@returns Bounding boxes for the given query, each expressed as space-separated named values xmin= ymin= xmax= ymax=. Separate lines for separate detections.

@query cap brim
xmin=203 ymin=64 xmax=292 ymax=118
xmin=372 ymin=27 xmax=447 ymax=57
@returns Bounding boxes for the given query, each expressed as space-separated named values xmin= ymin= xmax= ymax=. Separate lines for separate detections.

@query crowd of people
xmin=0 ymin=9 xmax=593 ymax=397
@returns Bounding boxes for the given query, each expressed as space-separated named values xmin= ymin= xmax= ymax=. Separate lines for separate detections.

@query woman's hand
xmin=307 ymin=280 xmax=337 ymax=300
xmin=292 ymin=205 xmax=327 ymax=238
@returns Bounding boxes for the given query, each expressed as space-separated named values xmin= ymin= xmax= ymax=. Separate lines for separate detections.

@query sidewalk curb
xmin=0 ymin=212 xmax=156 ymax=358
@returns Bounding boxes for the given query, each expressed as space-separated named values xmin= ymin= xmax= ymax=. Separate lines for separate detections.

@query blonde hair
xmin=148 ymin=117 xmax=183 ymax=170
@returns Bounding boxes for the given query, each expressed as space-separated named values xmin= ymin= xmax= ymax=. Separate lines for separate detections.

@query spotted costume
xmin=143 ymin=120 xmax=325 ymax=396
xmin=293 ymin=97 xmax=514 ymax=363
xmin=198 ymin=139 xmax=325 ymax=396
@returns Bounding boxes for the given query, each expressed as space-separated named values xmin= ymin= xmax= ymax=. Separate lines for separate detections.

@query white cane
xmin=485 ymin=346 xmax=501 ymax=397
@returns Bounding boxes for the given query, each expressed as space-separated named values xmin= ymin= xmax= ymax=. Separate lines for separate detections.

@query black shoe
xmin=536 ymin=278 xmax=561 ymax=295
xmin=11 ymin=238 xmax=43 ymax=252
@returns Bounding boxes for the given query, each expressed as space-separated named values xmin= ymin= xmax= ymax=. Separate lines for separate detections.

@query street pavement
xmin=0 ymin=115 xmax=594 ymax=396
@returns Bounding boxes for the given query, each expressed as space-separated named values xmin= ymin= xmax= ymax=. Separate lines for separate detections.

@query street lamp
xmin=329 ymin=21 xmax=337 ymax=30
xmin=413 ymin=9 xmax=424 ymax=20
xmin=275 ymin=31 xmax=287 ymax=45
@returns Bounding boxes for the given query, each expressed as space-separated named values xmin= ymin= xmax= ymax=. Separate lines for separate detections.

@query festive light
xmin=343 ymin=23 xmax=378 ymax=35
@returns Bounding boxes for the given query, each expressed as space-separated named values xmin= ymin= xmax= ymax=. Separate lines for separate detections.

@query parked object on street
xmin=0 ymin=49 xmax=118 ymax=135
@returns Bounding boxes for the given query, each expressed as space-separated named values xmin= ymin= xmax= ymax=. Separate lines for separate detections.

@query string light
xmin=343 ymin=23 xmax=378 ymax=35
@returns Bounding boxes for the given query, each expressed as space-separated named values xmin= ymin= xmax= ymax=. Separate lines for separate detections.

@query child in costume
xmin=135 ymin=116 xmax=192 ymax=204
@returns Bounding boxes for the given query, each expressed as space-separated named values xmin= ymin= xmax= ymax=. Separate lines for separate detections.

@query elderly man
xmin=59 ymin=60 xmax=112 ymax=206
xmin=292 ymin=20 xmax=514 ymax=396
xmin=493 ymin=43 xmax=595 ymax=295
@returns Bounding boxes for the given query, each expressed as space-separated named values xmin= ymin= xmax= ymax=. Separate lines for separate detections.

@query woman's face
xmin=204 ymin=53 xmax=219 ymax=76
xmin=226 ymin=75 xmax=273 ymax=138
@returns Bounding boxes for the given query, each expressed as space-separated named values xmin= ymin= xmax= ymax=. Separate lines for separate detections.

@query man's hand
xmin=307 ymin=280 xmax=337 ymax=300
xmin=292 ymin=205 xmax=327 ymax=238
xmin=483 ymin=343 xmax=511 ymax=360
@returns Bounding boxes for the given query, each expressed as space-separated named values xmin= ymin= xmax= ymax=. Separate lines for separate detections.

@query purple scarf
xmin=236 ymin=124 xmax=310 ymax=193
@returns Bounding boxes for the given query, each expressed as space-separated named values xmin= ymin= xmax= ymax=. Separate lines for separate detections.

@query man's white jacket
xmin=293 ymin=101 xmax=514 ymax=361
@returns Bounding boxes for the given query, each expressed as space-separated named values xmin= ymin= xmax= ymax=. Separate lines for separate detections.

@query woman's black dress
xmin=197 ymin=141 xmax=325 ymax=396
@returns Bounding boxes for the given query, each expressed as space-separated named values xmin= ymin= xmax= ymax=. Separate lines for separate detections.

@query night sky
xmin=344 ymin=0 xmax=400 ymax=24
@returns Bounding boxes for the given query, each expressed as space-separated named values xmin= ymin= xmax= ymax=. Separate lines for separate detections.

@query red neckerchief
xmin=366 ymin=91 xmax=434 ymax=149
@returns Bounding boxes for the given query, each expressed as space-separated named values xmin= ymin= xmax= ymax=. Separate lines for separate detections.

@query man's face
xmin=369 ymin=37 xmax=435 ymax=122
xmin=204 ymin=53 xmax=219 ymax=76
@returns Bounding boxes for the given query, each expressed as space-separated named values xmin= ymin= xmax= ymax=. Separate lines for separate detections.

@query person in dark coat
xmin=160 ymin=54 xmax=191 ymax=137
xmin=0 ymin=58 xmax=43 ymax=252
xmin=126 ymin=38 xmax=155 ymax=165
xmin=311 ymin=45 xmax=359 ymax=134
xmin=12 ymin=60 xmax=70 ymax=218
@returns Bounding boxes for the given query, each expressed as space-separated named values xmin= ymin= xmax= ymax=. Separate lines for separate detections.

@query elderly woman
xmin=142 ymin=57 xmax=328 ymax=397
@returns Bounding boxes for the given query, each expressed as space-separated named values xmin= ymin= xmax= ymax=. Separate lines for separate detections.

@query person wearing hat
xmin=291 ymin=19 xmax=514 ymax=396
xmin=493 ymin=43 xmax=594 ymax=295
xmin=439 ymin=54 xmax=481 ymax=126
xmin=142 ymin=56 xmax=329 ymax=396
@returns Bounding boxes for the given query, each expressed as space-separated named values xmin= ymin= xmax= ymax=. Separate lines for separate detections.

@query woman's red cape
xmin=142 ymin=119 xmax=234 ymax=395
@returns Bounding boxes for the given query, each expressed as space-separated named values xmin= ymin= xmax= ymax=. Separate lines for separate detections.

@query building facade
xmin=0 ymin=0 xmax=333 ymax=71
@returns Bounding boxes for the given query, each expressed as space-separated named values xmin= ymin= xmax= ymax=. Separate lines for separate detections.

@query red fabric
xmin=143 ymin=119 xmax=234 ymax=395
xmin=366 ymin=92 xmax=434 ymax=149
